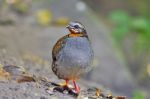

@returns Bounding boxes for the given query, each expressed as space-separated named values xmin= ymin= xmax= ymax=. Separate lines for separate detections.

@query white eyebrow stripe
xmin=69 ymin=22 xmax=84 ymax=29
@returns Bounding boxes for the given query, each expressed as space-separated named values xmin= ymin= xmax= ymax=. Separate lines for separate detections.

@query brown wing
xmin=52 ymin=35 xmax=69 ymax=61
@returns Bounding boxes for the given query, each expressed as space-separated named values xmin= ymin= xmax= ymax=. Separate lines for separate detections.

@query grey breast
xmin=55 ymin=37 xmax=93 ymax=79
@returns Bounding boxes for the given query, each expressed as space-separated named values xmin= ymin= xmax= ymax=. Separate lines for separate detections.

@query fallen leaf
xmin=36 ymin=9 xmax=52 ymax=26
xmin=3 ymin=65 xmax=26 ymax=76
xmin=115 ymin=96 xmax=126 ymax=99
xmin=95 ymin=88 xmax=101 ymax=97
xmin=17 ymin=74 xmax=36 ymax=83
xmin=0 ymin=64 xmax=10 ymax=80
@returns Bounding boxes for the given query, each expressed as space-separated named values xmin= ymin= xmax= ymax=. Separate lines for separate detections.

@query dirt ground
xmin=0 ymin=25 xmax=122 ymax=99
xmin=0 ymin=0 xmax=135 ymax=99
xmin=0 ymin=26 xmax=85 ymax=99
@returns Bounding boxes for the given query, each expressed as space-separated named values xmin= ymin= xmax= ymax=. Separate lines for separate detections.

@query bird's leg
xmin=65 ymin=79 xmax=69 ymax=87
xmin=73 ymin=80 xmax=80 ymax=93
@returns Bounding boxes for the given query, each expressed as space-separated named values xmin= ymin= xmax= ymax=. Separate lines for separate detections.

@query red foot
xmin=73 ymin=80 xmax=80 ymax=93
xmin=65 ymin=79 xmax=69 ymax=87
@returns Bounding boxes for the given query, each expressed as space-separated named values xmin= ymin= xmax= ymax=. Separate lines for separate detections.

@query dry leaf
xmin=17 ymin=75 xmax=35 ymax=83
xmin=36 ymin=9 xmax=52 ymax=26
xmin=0 ymin=64 xmax=10 ymax=80
xmin=2 ymin=65 xmax=35 ymax=83
xmin=95 ymin=88 xmax=101 ymax=97
xmin=115 ymin=96 xmax=126 ymax=99
xmin=3 ymin=65 xmax=26 ymax=76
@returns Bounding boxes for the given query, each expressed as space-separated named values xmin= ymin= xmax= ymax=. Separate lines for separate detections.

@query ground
xmin=0 ymin=0 xmax=133 ymax=98
xmin=0 ymin=25 xmax=126 ymax=99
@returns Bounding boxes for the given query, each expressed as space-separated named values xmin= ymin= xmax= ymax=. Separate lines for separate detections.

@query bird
xmin=52 ymin=21 xmax=94 ymax=93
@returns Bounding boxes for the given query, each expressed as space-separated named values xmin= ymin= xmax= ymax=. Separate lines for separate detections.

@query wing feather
xmin=52 ymin=35 xmax=68 ymax=61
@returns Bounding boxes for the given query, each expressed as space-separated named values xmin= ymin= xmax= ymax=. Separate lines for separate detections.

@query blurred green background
xmin=0 ymin=0 xmax=149 ymax=98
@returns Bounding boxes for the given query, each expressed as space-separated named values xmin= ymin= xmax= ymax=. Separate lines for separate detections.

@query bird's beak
xmin=66 ymin=25 xmax=74 ymax=29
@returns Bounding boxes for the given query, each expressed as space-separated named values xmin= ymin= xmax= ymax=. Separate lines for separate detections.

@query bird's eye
xmin=74 ymin=25 xmax=79 ymax=28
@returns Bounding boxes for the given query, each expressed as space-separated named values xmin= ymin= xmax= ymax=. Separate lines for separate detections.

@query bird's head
xmin=66 ymin=21 xmax=87 ymax=34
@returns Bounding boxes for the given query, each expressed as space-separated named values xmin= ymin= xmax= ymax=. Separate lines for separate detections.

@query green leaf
xmin=112 ymin=25 xmax=129 ymax=41
xmin=109 ymin=10 xmax=131 ymax=26
xmin=133 ymin=90 xmax=145 ymax=99
xmin=131 ymin=18 xmax=149 ymax=33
